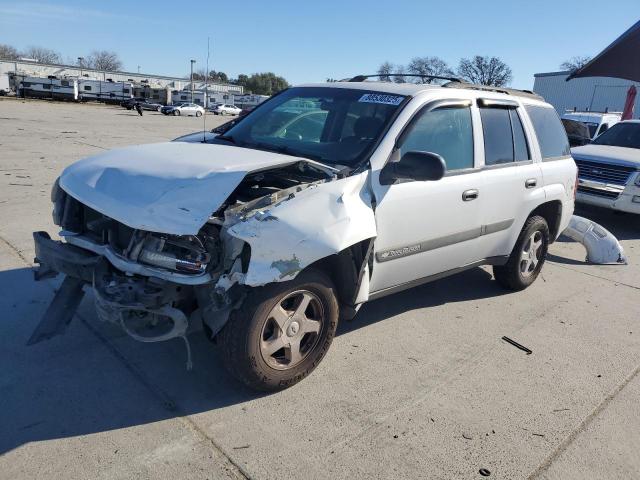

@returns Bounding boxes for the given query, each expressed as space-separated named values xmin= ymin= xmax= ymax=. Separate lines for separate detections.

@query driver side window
xmin=399 ymin=106 xmax=474 ymax=171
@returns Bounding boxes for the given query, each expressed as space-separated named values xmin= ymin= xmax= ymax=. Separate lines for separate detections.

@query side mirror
xmin=380 ymin=151 xmax=446 ymax=185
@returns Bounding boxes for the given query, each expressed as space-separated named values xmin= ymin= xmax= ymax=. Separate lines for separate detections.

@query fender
xmin=225 ymin=172 xmax=377 ymax=287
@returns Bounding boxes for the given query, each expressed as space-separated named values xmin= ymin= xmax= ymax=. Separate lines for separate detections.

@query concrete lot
xmin=0 ymin=98 xmax=639 ymax=480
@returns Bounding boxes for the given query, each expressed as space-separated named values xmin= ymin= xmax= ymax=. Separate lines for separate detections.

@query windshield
xmin=592 ymin=122 xmax=640 ymax=149
xmin=584 ymin=122 xmax=599 ymax=138
xmin=223 ymin=87 xmax=407 ymax=166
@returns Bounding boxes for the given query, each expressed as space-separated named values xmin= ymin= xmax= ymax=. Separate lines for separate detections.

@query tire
xmin=173 ymin=110 xmax=180 ymax=116
xmin=218 ymin=269 xmax=339 ymax=391
xmin=157 ymin=106 xmax=162 ymax=112
xmin=493 ymin=215 xmax=549 ymax=291
xmin=196 ymin=111 xmax=202 ymax=117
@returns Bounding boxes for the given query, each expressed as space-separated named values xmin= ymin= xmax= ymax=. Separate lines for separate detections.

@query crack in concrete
xmin=547 ymin=261 xmax=640 ymax=291
xmin=0 ymin=233 xmax=31 ymax=265
xmin=527 ymin=361 xmax=640 ymax=479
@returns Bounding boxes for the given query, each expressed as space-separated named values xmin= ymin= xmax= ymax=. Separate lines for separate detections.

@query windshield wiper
xmin=249 ymin=142 xmax=326 ymax=163
xmin=217 ymin=134 xmax=236 ymax=144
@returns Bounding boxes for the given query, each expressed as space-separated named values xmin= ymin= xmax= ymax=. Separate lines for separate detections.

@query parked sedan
xmin=161 ymin=103 xmax=187 ymax=115
xmin=171 ymin=103 xmax=205 ymax=117
xmin=122 ymin=98 xmax=163 ymax=112
xmin=212 ymin=104 xmax=242 ymax=116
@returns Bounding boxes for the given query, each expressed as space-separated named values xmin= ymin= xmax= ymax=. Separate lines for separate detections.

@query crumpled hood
xmin=60 ymin=142 xmax=317 ymax=235
xmin=571 ymin=144 xmax=640 ymax=168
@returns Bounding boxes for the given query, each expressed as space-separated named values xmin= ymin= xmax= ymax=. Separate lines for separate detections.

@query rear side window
xmin=525 ymin=105 xmax=570 ymax=159
xmin=399 ymin=107 xmax=474 ymax=171
xmin=480 ymin=107 xmax=530 ymax=165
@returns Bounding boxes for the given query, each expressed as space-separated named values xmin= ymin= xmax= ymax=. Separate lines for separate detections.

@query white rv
xmin=78 ymin=79 xmax=134 ymax=103
xmin=0 ymin=73 xmax=11 ymax=95
xmin=18 ymin=76 xmax=79 ymax=101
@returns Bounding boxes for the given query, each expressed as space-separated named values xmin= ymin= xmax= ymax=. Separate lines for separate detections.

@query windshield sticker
xmin=358 ymin=93 xmax=404 ymax=106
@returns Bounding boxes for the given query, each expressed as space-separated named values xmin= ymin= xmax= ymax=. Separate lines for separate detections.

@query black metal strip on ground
xmin=501 ymin=336 xmax=533 ymax=355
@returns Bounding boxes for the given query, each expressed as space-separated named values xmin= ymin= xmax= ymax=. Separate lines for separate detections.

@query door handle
xmin=462 ymin=189 xmax=479 ymax=201
xmin=525 ymin=178 xmax=537 ymax=189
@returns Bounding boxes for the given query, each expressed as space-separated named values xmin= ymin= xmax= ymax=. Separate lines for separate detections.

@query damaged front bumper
xmin=30 ymin=231 xmax=240 ymax=368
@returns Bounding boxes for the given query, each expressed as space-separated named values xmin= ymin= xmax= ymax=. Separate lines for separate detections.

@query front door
xmin=369 ymin=100 xmax=485 ymax=293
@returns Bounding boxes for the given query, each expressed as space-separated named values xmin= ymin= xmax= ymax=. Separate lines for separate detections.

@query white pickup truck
xmin=31 ymin=76 xmax=577 ymax=391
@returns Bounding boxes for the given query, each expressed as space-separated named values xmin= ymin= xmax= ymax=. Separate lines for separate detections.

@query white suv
xmin=31 ymin=77 xmax=577 ymax=391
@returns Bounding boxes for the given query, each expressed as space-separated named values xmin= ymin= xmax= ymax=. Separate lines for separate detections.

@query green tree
xmin=208 ymin=70 xmax=229 ymax=83
xmin=236 ymin=72 xmax=289 ymax=95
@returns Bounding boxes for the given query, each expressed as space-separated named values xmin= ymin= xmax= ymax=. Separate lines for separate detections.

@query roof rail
xmin=443 ymin=81 xmax=543 ymax=100
xmin=347 ymin=74 xmax=463 ymax=83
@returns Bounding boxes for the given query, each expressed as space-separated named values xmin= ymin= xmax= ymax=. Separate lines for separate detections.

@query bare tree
xmin=86 ymin=50 xmax=123 ymax=71
xmin=22 ymin=46 xmax=62 ymax=64
xmin=377 ymin=61 xmax=395 ymax=81
xmin=456 ymin=55 xmax=512 ymax=86
xmin=407 ymin=56 xmax=454 ymax=82
xmin=560 ymin=56 xmax=591 ymax=72
xmin=0 ymin=44 xmax=19 ymax=60
xmin=392 ymin=65 xmax=406 ymax=83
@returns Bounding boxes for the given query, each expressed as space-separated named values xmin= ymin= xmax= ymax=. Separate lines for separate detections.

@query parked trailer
xmin=0 ymin=73 xmax=10 ymax=95
xmin=171 ymin=89 xmax=232 ymax=108
xmin=18 ymin=76 xmax=79 ymax=101
xmin=133 ymin=84 xmax=171 ymax=104
xmin=78 ymin=79 xmax=134 ymax=103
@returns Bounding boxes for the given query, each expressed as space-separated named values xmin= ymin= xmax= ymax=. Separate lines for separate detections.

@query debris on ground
xmin=501 ymin=336 xmax=533 ymax=355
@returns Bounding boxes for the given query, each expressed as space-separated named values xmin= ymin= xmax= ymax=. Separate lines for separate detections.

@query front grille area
xmin=577 ymin=185 xmax=620 ymax=199
xmin=574 ymin=159 xmax=635 ymax=186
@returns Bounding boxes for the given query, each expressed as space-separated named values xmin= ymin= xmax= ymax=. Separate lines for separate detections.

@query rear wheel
xmin=196 ymin=111 xmax=202 ymax=117
xmin=218 ymin=269 xmax=339 ymax=391
xmin=493 ymin=215 xmax=549 ymax=291
xmin=157 ymin=106 xmax=162 ymax=112
xmin=173 ymin=110 xmax=180 ymax=116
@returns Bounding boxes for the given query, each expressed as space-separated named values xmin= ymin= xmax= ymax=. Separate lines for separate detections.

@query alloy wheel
xmin=260 ymin=290 xmax=323 ymax=370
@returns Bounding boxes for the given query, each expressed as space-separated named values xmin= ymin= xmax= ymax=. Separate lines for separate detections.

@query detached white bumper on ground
xmin=563 ymin=215 xmax=628 ymax=265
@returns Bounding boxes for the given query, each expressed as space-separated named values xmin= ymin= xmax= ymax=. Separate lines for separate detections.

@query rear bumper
xmin=33 ymin=231 xmax=99 ymax=283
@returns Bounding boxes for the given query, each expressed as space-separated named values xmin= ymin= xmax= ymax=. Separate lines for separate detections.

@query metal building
xmin=0 ymin=58 xmax=243 ymax=97
xmin=534 ymin=70 xmax=640 ymax=115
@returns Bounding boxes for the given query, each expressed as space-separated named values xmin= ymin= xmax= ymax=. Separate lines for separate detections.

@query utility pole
xmin=77 ymin=57 xmax=84 ymax=78
xmin=190 ymin=59 xmax=196 ymax=103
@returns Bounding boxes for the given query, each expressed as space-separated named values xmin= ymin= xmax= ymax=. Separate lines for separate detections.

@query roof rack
xmin=346 ymin=74 xmax=463 ymax=83
xmin=343 ymin=74 xmax=544 ymax=101
xmin=442 ymin=82 xmax=543 ymax=101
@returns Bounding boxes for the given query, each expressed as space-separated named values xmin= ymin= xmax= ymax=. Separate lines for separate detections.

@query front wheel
xmin=218 ymin=269 xmax=339 ymax=391
xmin=196 ymin=111 xmax=202 ymax=117
xmin=493 ymin=215 xmax=549 ymax=291
xmin=173 ymin=110 xmax=180 ymax=116
xmin=157 ymin=106 xmax=162 ymax=112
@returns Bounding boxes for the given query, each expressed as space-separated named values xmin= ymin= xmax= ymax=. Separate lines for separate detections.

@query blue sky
xmin=0 ymin=0 xmax=637 ymax=88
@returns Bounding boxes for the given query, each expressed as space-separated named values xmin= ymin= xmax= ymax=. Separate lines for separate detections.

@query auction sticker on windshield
xmin=358 ymin=93 xmax=404 ymax=105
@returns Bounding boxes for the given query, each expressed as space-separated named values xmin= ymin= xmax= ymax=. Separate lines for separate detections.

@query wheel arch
xmin=529 ymin=200 xmax=563 ymax=242
xmin=303 ymin=238 xmax=375 ymax=318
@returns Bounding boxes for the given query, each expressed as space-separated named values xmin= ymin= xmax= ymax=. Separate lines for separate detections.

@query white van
xmin=562 ymin=111 xmax=622 ymax=139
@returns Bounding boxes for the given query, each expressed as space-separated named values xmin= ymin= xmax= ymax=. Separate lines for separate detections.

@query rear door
xmin=473 ymin=98 xmax=545 ymax=260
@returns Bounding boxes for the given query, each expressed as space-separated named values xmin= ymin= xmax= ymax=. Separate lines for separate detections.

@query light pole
xmin=77 ymin=57 xmax=84 ymax=78
xmin=190 ymin=59 xmax=196 ymax=103
xmin=137 ymin=65 xmax=140 ymax=74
